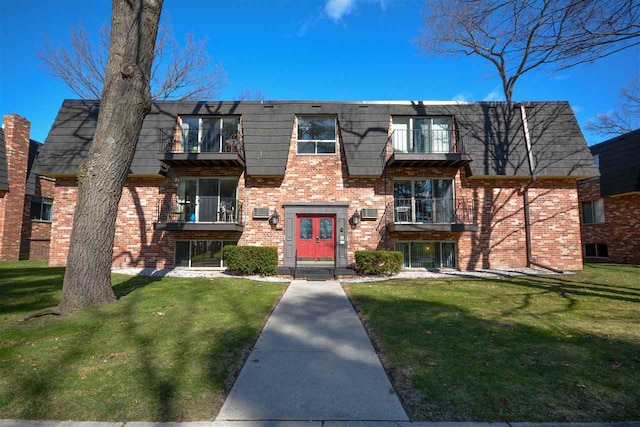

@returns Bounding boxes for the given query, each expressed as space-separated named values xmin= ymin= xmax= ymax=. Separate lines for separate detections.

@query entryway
xmin=296 ymin=215 xmax=335 ymax=264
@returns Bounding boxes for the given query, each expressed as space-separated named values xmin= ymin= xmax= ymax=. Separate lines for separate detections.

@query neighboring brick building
xmin=0 ymin=114 xmax=55 ymax=261
xmin=578 ymin=129 xmax=640 ymax=264
xmin=36 ymin=100 xmax=598 ymax=271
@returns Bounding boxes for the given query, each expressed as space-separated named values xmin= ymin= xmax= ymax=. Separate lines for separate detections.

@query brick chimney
xmin=0 ymin=114 xmax=30 ymax=261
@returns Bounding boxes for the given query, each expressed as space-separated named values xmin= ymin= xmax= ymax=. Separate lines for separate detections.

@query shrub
xmin=355 ymin=250 xmax=403 ymax=275
xmin=225 ymin=246 xmax=278 ymax=276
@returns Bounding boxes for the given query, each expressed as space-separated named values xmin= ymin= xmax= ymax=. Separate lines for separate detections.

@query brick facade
xmin=578 ymin=178 xmax=640 ymax=264
xmin=1 ymin=115 xmax=29 ymax=261
xmin=48 ymin=116 xmax=585 ymax=271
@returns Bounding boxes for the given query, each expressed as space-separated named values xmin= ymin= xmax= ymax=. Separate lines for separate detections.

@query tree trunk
xmin=59 ymin=0 xmax=163 ymax=313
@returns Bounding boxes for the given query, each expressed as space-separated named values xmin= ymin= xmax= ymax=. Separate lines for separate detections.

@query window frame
xmin=30 ymin=196 xmax=53 ymax=222
xmin=394 ymin=240 xmax=457 ymax=269
xmin=296 ymin=115 xmax=337 ymax=155
xmin=581 ymin=199 xmax=605 ymax=224
xmin=176 ymin=176 xmax=239 ymax=223
xmin=584 ymin=243 xmax=608 ymax=258
xmin=178 ymin=115 xmax=241 ymax=153
xmin=390 ymin=116 xmax=454 ymax=153
xmin=174 ymin=240 xmax=237 ymax=268
xmin=393 ymin=177 xmax=456 ymax=223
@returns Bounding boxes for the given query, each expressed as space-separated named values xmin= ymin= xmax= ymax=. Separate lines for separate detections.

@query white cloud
xmin=325 ymin=0 xmax=356 ymax=22
xmin=483 ymin=87 xmax=503 ymax=102
xmin=452 ymin=93 xmax=470 ymax=102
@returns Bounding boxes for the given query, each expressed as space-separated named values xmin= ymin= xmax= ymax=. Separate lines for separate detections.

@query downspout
xmin=520 ymin=105 xmax=564 ymax=273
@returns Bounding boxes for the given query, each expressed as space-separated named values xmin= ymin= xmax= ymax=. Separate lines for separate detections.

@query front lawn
xmin=0 ymin=260 xmax=286 ymax=421
xmin=345 ymin=264 xmax=640 ymax=422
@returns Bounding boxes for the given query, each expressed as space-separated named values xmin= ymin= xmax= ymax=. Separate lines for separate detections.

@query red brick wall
xmin=0 ymin=115 xmax=29 ymax=261
xmin=578 ymin=178 xmax=640 ymax=264
xmin=47 ymin=116 xmax=585 ymax=271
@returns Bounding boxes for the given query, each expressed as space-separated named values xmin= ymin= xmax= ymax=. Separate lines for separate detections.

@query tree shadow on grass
xmin=1 ymin=273 xmax=281 ymax=421
xmin=0 ymin=265 xmax=65 ymax=316
xmin=350 ymin=291 xmax=640 ymax=421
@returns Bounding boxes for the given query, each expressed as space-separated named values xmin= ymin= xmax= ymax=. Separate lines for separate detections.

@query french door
xmin=296 ymin=215 xmax=335 ymax=263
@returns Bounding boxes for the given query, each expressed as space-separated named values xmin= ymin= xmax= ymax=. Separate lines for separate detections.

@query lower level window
xmin=584 ymin=243 xmax=608 ymax=258
xmin=30 ymin=197 xmax=53 ymax=221
xmin=395 ymin=241 xmax=456 ymax=269
xmin=175 ymin=240 xmax=236 ymax=267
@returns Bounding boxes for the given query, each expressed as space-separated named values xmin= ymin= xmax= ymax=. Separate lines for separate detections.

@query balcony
xmin=382 ymin=129 xmax=471 ymax=168
xmin=154 ymin=197 xmax=244 ymax=231
xmin=157 ymin=127 xmax=245 ymax=167
xmin=385 ymin=197 xmax=477 ymax=232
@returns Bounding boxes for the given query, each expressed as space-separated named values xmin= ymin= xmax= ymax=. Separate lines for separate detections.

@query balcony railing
xmin=387 ymin=197 xmax=475 ymax=224
xmin=159 ymin=128 xmax=244 ymax=156
xmin=389 ymin=128 xmax=459 ymax=154
xmin=157 ymin=197 xmax=243 ymax=224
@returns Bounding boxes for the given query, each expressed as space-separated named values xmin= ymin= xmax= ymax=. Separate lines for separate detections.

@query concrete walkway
xmin=215 ymin=280 xmax=408 ymax=422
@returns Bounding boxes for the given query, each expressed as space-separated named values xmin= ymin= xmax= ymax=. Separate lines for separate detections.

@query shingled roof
xmin=35 ymin=99 xmax=598 ymax=179
xmin=589 ymin=129 xmax=640 ymax=197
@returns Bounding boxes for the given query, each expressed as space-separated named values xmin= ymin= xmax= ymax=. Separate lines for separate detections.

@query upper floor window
xmin=391 ymin=117 xmax=453 ymax=154
xmin=173 ymin=116 xmax=241 ymax=153
xmin=297 ymin=116 xmax=337 ymax=154
xmin=393 ymin=178 xmax=454 ymax=223
xmin=30 ymin=197 xmax=53 ymax=221
xmin=176 ymin=177 xmax=239 ymax=223
xmin=593 ymin=154 xmax=600 ymax=171
xmin=581 ymin=199 xmax=604 ymax=224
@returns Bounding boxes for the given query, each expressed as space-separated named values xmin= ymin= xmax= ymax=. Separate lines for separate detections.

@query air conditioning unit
xmin=253 ymin=207 xmax=270 ymax=219
xmin=361 ymin=209 xmax=378 ymax=219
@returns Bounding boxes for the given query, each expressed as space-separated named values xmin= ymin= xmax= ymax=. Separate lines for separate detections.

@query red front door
xmin=296 ymin=215 xmax=335 ymax=262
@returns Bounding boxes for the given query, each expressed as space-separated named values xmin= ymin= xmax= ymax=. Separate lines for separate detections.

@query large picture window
xmin=391 ymin=116 xmax=453 ymax=153
xmin=176 ymin=116 xmax=241 ymax=153
xmin=395 ymin=241 xmax=456 ymax=269
xmin=297 ymin=116 xmax=337 ymax=154
xmin=175 ymin=240 xmax=237 ymax=268
xmin=581 ymin=199 xmax=604 ymax=224
xmin=30 ymin=197 xmax=53 ymax=221
xmin=393 ymin=178 xmax=454 ymax=223
xmin=177 ymin=177 xmax=239 ymax=223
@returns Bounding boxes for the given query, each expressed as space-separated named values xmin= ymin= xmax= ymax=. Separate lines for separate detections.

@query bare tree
xmin=585 ymin=75 xmax=640 ymax=136
xmin=38 ymin=16 xmax=224 ymax=100
xmin=59 ymin=0 xmax=162 ymax=312
xmin=419 ymin=0 xmax=640 ymax=102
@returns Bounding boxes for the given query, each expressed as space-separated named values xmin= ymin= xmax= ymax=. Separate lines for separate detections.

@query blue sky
xmin=0 ymin=0 xmax=638 ymax=144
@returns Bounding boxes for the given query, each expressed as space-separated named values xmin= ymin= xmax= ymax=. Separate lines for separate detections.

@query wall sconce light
xmin=352 ymin=210 xmax=361 ymax=226
xmin=270 ymin=210 xmax=280 ymax=226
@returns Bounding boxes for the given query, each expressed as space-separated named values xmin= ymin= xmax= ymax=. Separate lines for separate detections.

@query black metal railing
xmin=159 ymin=128 xmax=244 ymax=156
xmin=385 ymin=197 xmax=475 ymax=224
xmin=156 ymin=197 xmax=243 ymax=224
xmin=380 ymin=129 xmax=464 ymax=161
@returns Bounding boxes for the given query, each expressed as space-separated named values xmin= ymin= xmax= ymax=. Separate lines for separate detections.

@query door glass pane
xmin=198 ymin=179 xmax=219 ymax=222
xmin=414 ymin=180 xmax=432 ymax=222
xmin=434 ymin=180 xmax=453 ymax=222
xmin=190 ymin=241 xmax=221 ymax=267
xmin=412 ymin=118 xmax=430 ymax=153
xmin=432 ymin=118 xmax=451 ymax=152
xmin=182 ymin=117 xmax=200 ymax=152
xmin=175 ymin=241 xmax=190 ymax=267
xmin=411 ymin=242 xmax=435 ymax=268
xmin=299 ymin=219 xmax=312 ymax=239
xmin=319 ymin=219 xmax=333 ymax=239
xmin=177 ymin=179 xmax=197 ymax=222
xmin=395 ymin=242 xmax=410 ymax=268
xmin=392 ymin=117 xmax=409 ymax=152
xmin=201 ymin=118 xmax=221 ymax=152
xmin=222 ymin=117 xmax=240 ymax=152
xmin=441 ymin=242 xmax=456 ymax=268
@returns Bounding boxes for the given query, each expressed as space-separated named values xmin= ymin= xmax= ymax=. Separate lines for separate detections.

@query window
xmin=593 ymin=154 xmax=600 ymax=171
xmin=393 ymin=178 xmax=454 ymax=223
xmin=30 ymin=197 xmax=53 ymax=221
xmin=297 ymin=116 xmax=337 ymax=154
xmin=175 ymin=240 xmax=237 ymax=268
xmin=177 ymin=177 xmax=239 ymax=223
xmin=176 ymin=116 xmax=241 ymax=153
xmin=581 ymin=199 xmax=604 ymax=224
xmin=391 ymin=116 xmax=453 ymax=153
xmin=395 ymin=241 xmax=457 ymax=269
xmin=584 ymin=243 xmax=608 ymax=258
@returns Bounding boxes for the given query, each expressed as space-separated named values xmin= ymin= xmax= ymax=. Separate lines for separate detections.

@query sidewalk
xmin=215 ymin=280 xmax=408 ymax=422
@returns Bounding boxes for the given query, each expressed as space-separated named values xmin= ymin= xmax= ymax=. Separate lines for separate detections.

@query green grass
xmin=345 ymin=264 xmax=640 ymax=422
xmin=0 ymin=260 xmax=286 ymax=421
